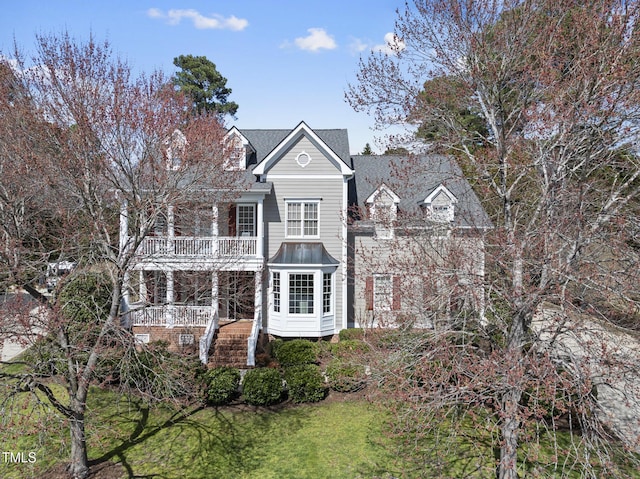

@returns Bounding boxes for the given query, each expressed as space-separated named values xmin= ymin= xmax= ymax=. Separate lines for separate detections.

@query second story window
xmin=237 ymin=205 xmax=256 ymax=236
xmin=286 ymin=201 xmax=319 ymax=238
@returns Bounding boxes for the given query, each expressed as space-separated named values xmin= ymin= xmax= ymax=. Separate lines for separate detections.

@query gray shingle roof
xmin=350 ymin=154 xmax=492 ymax=229
xmin=238 ymin=126 xmax=351 ymax=165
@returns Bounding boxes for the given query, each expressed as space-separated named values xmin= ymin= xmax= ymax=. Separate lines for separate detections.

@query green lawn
xmin=2 ymin=382 xmax=638 ymax=478
xmin=1 ymin=386 xmax=402 ymax=479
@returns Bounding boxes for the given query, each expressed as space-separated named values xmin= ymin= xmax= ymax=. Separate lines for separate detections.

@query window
xmin=134 ymin=334 xmax=150 ymax=344
xmin=237 ymin=205 xmax=256 ymax=236
xmin=286 ymin=202 xmax=319 ymax=237
xmin=296 ymin=151 xmax=311 ymax=168
xmin=273 ymin=272 xmax=281 ymax=313
xmin=374 ymin=275 xmax=393 ymax=312
xmin=179 ymin=334 xmax=194 ymax=346
xmin=431 ymin=204 xmax=453 ymax=222
xmin=289 ymin=273 xmax=314 ymax=314
xmin=423 ymin=186 xmax=457 ymax=223
xmin=367 ymin=186 xmax=399 ymax=239
xmin=323 ymin=273 xmax=332 ymax=314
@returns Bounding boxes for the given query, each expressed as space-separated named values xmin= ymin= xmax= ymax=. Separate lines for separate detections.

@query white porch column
xmin=138 ymin=271 xmax=147 ymax=301
xmin=212 ymin=204 xmax=219 ymax=256
xmin=256 ymin=199 xmax=264 ymax=259
xmin=119 ymin=200 xmax=128 ymax=255
xmin=167 ymin=205 xmax=175 ymax=255
xmin=166 ymin=270 xmax=174 ymax=328
xmin=254 ymin=267 xmax=263 ymax=327
xmin=211 ymin=271 xmax=219 ymax=315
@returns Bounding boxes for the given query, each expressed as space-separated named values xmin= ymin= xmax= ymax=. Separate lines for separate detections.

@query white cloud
xmin=147 ymin=8 xmax=248 ymax=31
xmin=348 ymin=37 xmax=368 ymax=55
xmin=373 ymin=32 xmax=405 ymax=56
xmin=293 ymin=28 xmax=337 ymax=52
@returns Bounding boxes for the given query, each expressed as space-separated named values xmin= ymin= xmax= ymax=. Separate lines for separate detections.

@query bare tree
xmin=0 ymin=33 xmax=245 ymax=479
xmin=348 ymin=1 xmax=640 ymax=477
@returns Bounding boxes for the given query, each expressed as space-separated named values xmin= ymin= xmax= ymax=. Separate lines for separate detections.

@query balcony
xmin=137 ymin=236 xmax=258 ymax=258
xmin=129 ymin=305 xmax=214 ymax=327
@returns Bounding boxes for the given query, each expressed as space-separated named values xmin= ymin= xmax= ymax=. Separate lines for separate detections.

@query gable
xmin=251 ymin=122 xmax=353 ymax=176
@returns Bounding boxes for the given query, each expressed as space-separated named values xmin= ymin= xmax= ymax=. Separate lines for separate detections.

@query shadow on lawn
xmin=88 ymin=397 xmax=311 ymax=479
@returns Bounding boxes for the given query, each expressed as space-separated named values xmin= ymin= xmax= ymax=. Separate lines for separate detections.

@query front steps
xmin=208 ymin=321 xmax=253 ymax=368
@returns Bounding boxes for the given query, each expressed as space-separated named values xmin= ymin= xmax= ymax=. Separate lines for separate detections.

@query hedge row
xmin=204 ymin=337 xmax=368 ymax=406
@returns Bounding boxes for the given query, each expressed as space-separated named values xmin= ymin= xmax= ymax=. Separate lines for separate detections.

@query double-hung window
xmin=323 ymin=273 xmax=332 ymax=314
xmin=272 ymin=272 xmax=281 ymax=313
xmin=286 ymin=201 xmax=319 ymax=237
xmin=373 ymin=275 xmax=393 ymax=312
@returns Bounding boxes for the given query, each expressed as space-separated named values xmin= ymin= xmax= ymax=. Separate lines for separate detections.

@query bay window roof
xmin=268 ymin=242 xmax=339 ymax=266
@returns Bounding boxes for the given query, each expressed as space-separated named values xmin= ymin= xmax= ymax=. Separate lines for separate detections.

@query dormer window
xmin=223 ymin=129 xmax=253 ymax=171
xmin=421 ymin=185 xmax=457 ymax=223
xmin=224 ymin=136 xmax=245 ymax=171
xmin=366 ymin=184 xmax=400 ymax=239
xmin=165 ymin=129 xmax=186 ymax=171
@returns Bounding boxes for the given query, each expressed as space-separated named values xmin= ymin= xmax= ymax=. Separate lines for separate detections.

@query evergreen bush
xmin=242 ymin=368 xmax=283 ymax=406
xmin=205 ymin=367 xmax=241 ymax=405
xmin=274 ymin=339 xmax=318 ymax=367
xmin=284 ymin=364 xmax=327 ymax=403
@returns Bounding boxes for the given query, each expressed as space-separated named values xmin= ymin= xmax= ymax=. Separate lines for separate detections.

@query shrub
xmin=325 ymin=358 xmax=367 ymax=393
xmin=205 ymin=367 xmax=241 ymax=405
xmin=274 ymin=339 xmax=318 ymax=367
xmin=284 ymin=364 xmax=327 ymax=404
xmin=268 ymin=338 xmax=284 ymax=359
xmin=242 ymin=368 xmax=283 ymax=406
xmin=330 ymin=339 xmax=370 ymax=357
xmin=339 ymin=328 xmax=364 ymax=341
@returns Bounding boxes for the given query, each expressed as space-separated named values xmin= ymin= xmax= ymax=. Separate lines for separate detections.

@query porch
xmin=129 ymin=305 xmax=217 ymax=327
xmin=138 ymin=236 xmax=258 ymax=258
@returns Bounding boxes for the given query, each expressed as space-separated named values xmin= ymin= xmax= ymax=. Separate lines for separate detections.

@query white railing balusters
xmin=138 ymin=236 xmax=257 ymax=258
xmin=199 ymin=310 xmax=219 ymax=365
xmin=131 ymin=305 xmax=214 ymax=327
xmin=247 ymin=310 xmax=261 ymax=367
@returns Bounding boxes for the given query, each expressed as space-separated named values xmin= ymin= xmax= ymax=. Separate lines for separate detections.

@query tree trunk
xmin=499 ymin=387 xmax=522 ymax=479
xmin=68 ymin=407 xmax=89 ymax=479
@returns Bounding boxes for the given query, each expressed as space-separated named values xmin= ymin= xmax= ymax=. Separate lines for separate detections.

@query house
xmin=348 ymin=154 xmax=491 ymax=329
xmin=119 ymin=121 xmax=491 ymax=367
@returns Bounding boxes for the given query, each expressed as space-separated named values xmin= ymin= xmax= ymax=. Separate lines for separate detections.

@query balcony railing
xmin=138 ymin=236 xmax=257 ymax=258
xmin=130 ymin=305 xmax=214 ymax=327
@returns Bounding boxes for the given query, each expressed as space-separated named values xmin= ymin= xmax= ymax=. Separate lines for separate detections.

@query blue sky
xmin=0 ymin=1 xmax=405 ymax=154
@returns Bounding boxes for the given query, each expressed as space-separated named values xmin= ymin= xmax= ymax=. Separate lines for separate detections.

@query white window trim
xmin=322 ymin=272 xmax=333 ymax=316
xmin=296 ymin=151 xmax=312 ymax=168
xmin=179 ymin=333 xmax=195 ymax=346
xmin=373 ymin=274 xmax=393 ymax=312
xmin=422 ymin=184 xmax=458 ymax=223
xmin=236 ymin=204 xmax=256 ymax=237
xmin=268 ymin=268 xmax=336 ymax=325
xmin=285 ymin=200 xmax=320 ymax=239
xmin=366 ymin=184 xmax=400 ymax=240
xmin=272 ymin=271 xmax=281 ymax=314
xmin=287 ymin=271 xmax=316 ymax=316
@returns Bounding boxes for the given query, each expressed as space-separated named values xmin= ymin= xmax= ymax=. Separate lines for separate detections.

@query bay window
xmin=289 ymin=273 xmax=314 ymax=314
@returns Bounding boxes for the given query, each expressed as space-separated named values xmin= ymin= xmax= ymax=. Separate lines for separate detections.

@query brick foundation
xmin=132 ymin=326 xmax=206 ymax=354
